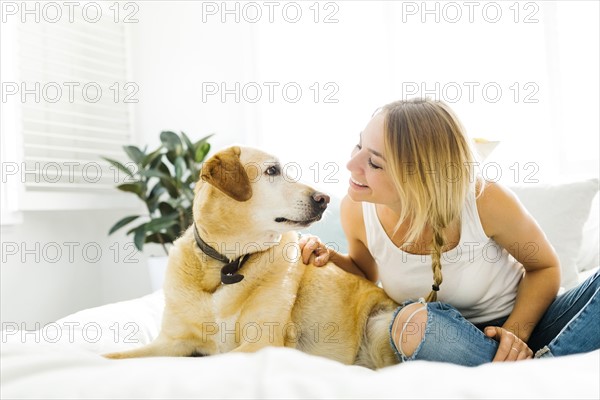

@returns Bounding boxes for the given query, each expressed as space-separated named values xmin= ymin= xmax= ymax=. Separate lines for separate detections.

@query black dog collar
xmin=193 ymin=223 xmax=248 ymax=285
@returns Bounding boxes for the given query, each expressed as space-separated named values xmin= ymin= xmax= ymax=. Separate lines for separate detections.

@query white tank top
xmin=362 ymin=191 xmax=524 ymax=324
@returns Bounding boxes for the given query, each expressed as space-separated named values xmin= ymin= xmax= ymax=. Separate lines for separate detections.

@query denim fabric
xmin=390 ymin=269 xmax=600 ymax=366
xmin=391 ymin=301 xmax=501 ymax=366
xmin=528 ymin=269 xmax=600 ymax=355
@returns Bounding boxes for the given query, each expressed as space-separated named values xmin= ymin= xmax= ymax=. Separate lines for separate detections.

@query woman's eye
xmin=266 ymin=165 xmax=279 ymax=176
xmin=368 ymin=158 xmax=382 ymax=170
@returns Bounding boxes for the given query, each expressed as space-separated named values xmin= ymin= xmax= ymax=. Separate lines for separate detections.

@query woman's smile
xmin=349 ymin=176 xmax=369 ymax=189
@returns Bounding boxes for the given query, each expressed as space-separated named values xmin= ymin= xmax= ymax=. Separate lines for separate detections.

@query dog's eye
xmin=265 ymin=165 xmax=280 ymax=176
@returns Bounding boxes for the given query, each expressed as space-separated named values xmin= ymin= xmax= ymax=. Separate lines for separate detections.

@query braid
xmin=425 ymin=227 xmax=445 ymax=302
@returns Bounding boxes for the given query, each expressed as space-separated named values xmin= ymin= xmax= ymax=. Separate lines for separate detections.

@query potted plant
xmin=102 ymin=131 xmax=213 ymax=290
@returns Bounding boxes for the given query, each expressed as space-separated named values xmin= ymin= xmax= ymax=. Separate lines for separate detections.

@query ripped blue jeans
xmin=389 ymin=269 xmax=600 ymax=366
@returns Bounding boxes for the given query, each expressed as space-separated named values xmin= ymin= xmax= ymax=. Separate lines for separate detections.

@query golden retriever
xmin=104 ymin=146 xmax=400 ymax=369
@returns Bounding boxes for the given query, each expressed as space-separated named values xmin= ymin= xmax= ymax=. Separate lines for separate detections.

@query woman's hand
xmin=298 ymin=234 xmax=331 ymax=266
xmin=485 ymin=326 xmax=533 ymax=361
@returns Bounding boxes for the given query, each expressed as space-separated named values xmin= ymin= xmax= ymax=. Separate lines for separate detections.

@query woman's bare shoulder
xmin=340 ymin=194 xmax=367 ymax=243
xmin=476 ymin=180 xmax=529 ymax=238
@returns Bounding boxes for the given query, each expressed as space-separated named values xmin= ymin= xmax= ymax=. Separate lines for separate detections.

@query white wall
xmin=128 ymin=3 xmax=256 ymax=151
xmin=1 ymin=208 xmax=150 ymax=327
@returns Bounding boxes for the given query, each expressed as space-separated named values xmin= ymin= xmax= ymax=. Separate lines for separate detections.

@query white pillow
xmin=577 ymin=192 xmax=599 ymax=272
xmin=508 ymin=179 xmax=599 ymax=290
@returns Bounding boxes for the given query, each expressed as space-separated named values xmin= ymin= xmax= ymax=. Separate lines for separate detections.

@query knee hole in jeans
xmin=391 ymin=303 xmax=428 ymax=358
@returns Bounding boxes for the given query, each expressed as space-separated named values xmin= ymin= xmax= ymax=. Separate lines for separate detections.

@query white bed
xmin=2 ymin=179 xmax=599 ymax=399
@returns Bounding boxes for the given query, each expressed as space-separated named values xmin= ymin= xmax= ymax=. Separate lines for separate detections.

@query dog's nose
xmin=312 ymin=192 xmax=330 ymax=209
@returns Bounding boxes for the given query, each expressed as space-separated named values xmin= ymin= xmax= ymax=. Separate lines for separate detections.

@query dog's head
xmin=194 ymin=146 xmax=329 ymax=242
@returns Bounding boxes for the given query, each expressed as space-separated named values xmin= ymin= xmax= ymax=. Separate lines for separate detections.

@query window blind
xmin=16 ymin=14 xmax=134 ymax=193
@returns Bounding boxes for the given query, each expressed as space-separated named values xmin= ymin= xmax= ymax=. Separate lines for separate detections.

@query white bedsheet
xmin=2 ymin=290 xmax=599 ymax=399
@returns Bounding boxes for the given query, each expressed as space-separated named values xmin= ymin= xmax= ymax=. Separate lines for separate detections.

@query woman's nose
xmin=346 ymin=149 xmax=361 ymax=172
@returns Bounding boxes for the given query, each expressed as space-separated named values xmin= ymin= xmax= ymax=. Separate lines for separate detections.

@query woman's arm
xmin=477 ymin=181 xmax=561 ymax=356
xmin=328 ymin=195 xmax=379 ymax=282
xmin=299 ymin=195 xmax=379 ymax=282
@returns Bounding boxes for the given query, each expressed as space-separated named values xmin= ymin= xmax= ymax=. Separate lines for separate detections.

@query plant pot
xmin=148 ymin=255 xmax=169 ymax=292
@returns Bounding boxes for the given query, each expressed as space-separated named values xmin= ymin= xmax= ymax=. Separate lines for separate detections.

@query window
xmin=1 ymin=2 xmax=138 ymax=214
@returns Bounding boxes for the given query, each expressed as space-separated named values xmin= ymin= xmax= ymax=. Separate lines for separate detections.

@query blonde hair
xmin=380 ymin=98 xmax=479 ymax=302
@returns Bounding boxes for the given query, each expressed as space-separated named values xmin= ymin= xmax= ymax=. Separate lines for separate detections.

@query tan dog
xmin=104 ymin=146 xmax=400 ymax=369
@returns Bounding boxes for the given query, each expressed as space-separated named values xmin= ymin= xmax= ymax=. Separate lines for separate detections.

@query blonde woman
xmin=300 ymin=98 xmax=599 ymax=366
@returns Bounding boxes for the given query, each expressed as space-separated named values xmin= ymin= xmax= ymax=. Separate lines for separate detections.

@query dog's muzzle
xmin=274 ymin=191 xmax=331 ymax=226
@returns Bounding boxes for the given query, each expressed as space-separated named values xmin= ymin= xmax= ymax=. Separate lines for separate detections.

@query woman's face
xmin=346 ymin=112 xmax=400 ymax=205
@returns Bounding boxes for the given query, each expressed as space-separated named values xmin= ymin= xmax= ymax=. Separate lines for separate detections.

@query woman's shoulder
xmin=340 ymin=194 xmax=368 ymax=243
xmin=475 ymin=180 xmax=528 ymax=237
xmin=476 ymin=180 xmax=521 ymax=207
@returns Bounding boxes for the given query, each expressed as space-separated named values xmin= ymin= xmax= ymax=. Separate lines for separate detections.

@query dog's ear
xmin=200 ymin=146 xmax=252 ymax=202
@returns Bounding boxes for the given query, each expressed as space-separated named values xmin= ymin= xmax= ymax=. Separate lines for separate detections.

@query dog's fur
xmin=104 ymin=146 xmax=400 ymax=369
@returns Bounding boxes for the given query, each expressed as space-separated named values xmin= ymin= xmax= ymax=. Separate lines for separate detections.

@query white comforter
xmin=2 ymin=290 xmax=599 ymax=399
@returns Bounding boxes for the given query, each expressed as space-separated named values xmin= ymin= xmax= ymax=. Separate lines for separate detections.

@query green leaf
xmin=165 ymin=149 xmax=178 ymax=165
xmin=140 ymin=170 xmax=171 ymax=180
xmin=165 ymin=197 xmax=184 ymax=209
xmin=144 ymin=215 xmax=179 ymax=233
xmin=145 ymin=233 xmax=162 ymax=244
xmin=160 ymin=131 xmax=183 ymax=154
xmin=108 ymin=215 xmax=140 ymax=235
xmin=102 ymin=157 xmax=134 ymax=178
xmin=123 ymin=145 xmax=146 ymax=165
xmin=149 ymin=182 xmax=166 ymax=198
xmin=160 ymin=177 xmax=179 ymax=198
xmin=133 ymin=226 xmax=146 ymax=251
xmin=117 ymin=182 xmax=146 ymax=198
xmin=157 ymin=161 xmax=173 ymax=177
xmin=185 ymin=173 xmax=198 ymax=186
xmin=158 ymin=201 xmax=176 ymax=216
xmin=195 ymin=142 xmax=211 ymax=162
xmin=188 ymin=162 xmax=199 ymax=181
xmin=182 ymin=212 xmax=194 ymax=232
xmin=168 ymin=227 xmax=181 ymax=240
xmin=181 ymin=186 xmax=195 ymax=202
xmin=180 ymin=131 xmax=195 ymax=156
xmin=193 ymin=133 xmax=215 ymax=149
xmin=143 ymin=147 xmax=164 ymax=167
xmin=147 ymin=198 xmax=159 ymax=214
xmin=175 ymin=156 xmax=186 ymax=182
xmin=147 ymin=183 xmax=167 ymax=213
